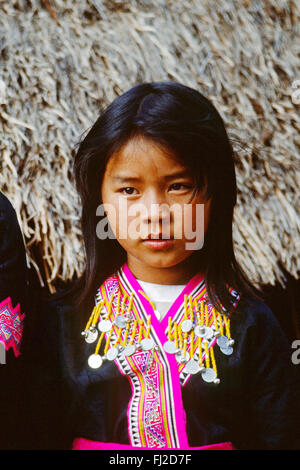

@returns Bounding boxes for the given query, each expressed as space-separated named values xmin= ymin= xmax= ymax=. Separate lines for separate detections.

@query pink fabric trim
xmin=72 ymin=438 xmax=235 ymax=450
xmin=122 ymin=263 xmax=192 ymax=448
xmin=0 ymin=296 xmax=25 ymax=357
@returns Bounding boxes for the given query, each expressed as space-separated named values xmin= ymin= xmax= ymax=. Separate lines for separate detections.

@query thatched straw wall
xmin=0 ymin=0 xmax=299 ymax=293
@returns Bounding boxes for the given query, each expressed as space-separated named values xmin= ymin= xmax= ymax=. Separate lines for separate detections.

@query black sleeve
xmin=0 ymin=191 xmax=28 ymax=314
xmin=238 ymin=299 xmax=300 ymax=450
xmin=0 ymin=191 xmax=31 ymax=449
xmin=22 ymin=293 xmax=75 ymax=450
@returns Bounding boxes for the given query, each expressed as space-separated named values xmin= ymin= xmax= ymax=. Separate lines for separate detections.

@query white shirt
xmin=137 ymin=279 xmax=187 ymax=321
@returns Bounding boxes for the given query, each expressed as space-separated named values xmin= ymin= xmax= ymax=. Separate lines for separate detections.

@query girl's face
xmin=101 ymin=135 xmax=211 ymax=283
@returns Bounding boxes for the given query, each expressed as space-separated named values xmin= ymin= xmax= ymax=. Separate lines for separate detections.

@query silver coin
xmin=85 ymin=329 xmax=98 ymax=344
xmin=123 ymin=344 xmax=136 ymax=356
xmin=88 ymin=353 xmax=103 ymax=369
xmin=140 ymin=338 xmax=155 ymax=351
xmin=114 ymin=316 xmax=127 ymax=329
xmin=204 ymin=326 xmax=213 ymax=339
xmin=181 ymin=320 xmax=193 ymax=333
xmin=183 ymin=360 xmax=201 ymax=375
xmin=175 ymin=351 xmax=189 ymax=364
xmin=217 ymin=335 xmax=229 ymax=348
xmin=163 ymin=341 xmax=178 ymax=354
xmin=201 ymin=367 xmax=217 ymax=383
xmin=106 ymin=347 xmax=119 ymax=361
xmin=194 ymin=325 xmax=206 ymax=338
xmin=220 ymin=346 xmax=233 ymax=355
xmin=98 ymin=319 xmax=113 ymax=332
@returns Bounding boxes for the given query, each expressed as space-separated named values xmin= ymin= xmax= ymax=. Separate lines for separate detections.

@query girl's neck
xmin=126 ymin=255 xmax=201 ymax=285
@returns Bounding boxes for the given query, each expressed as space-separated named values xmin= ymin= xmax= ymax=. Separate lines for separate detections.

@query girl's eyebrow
xmin=112 ymin=170 xmax=191 ymax=183
xmin=163 ymin=170 xmax=192 ymax=180
xmin=112 ymin=176 xmax=141 ymax=183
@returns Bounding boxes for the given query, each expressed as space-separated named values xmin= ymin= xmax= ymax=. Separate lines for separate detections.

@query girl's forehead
xmin=105 ymin=136 xmax=191 ymax=178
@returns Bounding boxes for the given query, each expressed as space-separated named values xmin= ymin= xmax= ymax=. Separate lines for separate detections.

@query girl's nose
xmin=142 ymin=191 xmax=170 ymax=224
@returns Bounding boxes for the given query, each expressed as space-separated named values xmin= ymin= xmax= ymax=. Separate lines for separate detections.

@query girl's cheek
xmin=172 ymin=205 xmax=185 ymax=239
xmin=106 ymin=203 xmax=139 ymax=241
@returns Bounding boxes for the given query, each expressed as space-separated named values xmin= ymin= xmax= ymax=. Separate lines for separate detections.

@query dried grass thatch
xmin=0 ymin=0 xmax=299 ymax=293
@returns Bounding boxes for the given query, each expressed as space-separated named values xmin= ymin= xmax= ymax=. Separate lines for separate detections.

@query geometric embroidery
xmin=117 ymin=348 xmax=167 ymax=448
xmin=0 ymin=296 xmax=25 ymax=357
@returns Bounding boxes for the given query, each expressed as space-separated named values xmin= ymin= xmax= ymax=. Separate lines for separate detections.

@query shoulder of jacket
xmin=0 ymin=191 xmax=17 ymax=219
xmin=233 ymin=296 xmax=283 ymax=333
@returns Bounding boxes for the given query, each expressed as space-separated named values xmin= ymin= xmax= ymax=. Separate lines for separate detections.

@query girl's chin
xmin=131 ymin=249 xmax=192 ymax=270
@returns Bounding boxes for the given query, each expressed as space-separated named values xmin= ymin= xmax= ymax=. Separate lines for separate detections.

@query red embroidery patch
xmin=0 ymin=296 xmax=25 ymax=357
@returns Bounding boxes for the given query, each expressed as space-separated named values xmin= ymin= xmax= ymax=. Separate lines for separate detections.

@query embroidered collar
xmin=82 ymin=263 xmax=239 ymax=383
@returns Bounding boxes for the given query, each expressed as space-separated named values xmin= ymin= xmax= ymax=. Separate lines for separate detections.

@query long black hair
xmin=54 ymin=81 xmax=263 ymax=318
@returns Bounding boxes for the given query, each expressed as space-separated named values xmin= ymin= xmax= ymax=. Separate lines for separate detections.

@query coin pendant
xmin=217 ymin=335 xmax=229 ymax=348
xmin=88 ymin=353 xmax=103 ymax=369
xmin=183 ymin=360 xmax=201 ymax=375
xmin=85 ymin=329 xmax=98 ymax=344
xmin=175 ymin=351 xmax=189 ymax=364
xmin=181 ymin=319 xmax=193 ymax=333
xmin=123 ymin=344 xmax=136 ymax=357
xmin=194 ymin=325 xmax=206 ymax=338
xmin=140 ymin=338 xmax=154 ymax=351
xmin=220 ymin=346 xmax=233 ymax=355
xmin=163 ymin=341 xmax=177 ymax=354
xmin=114 ymin=316 xmax=127 ymax=329
xmin=201 ymin=367 xmax=217 ymax=383
xmin=204 ymin=326 xmax=213 ymax=339
xmin=98 ymin=319 xmax=112 ymax=332
xmin=106 ymin=347 xmax=119 ymax=361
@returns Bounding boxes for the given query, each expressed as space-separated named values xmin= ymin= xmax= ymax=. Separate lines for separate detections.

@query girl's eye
xmin=119 ymin=187 xmax=138 ymax=195
xmin=169 ymin=183 xmax=192 ymax=191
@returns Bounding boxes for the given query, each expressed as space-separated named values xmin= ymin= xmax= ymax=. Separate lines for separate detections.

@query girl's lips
xmin=142 ymin=239 xmax=174 ymax=250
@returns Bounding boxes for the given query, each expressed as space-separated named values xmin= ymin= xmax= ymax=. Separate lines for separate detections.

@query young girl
xmin=33 ymin=82 xmax=299 ymax=450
